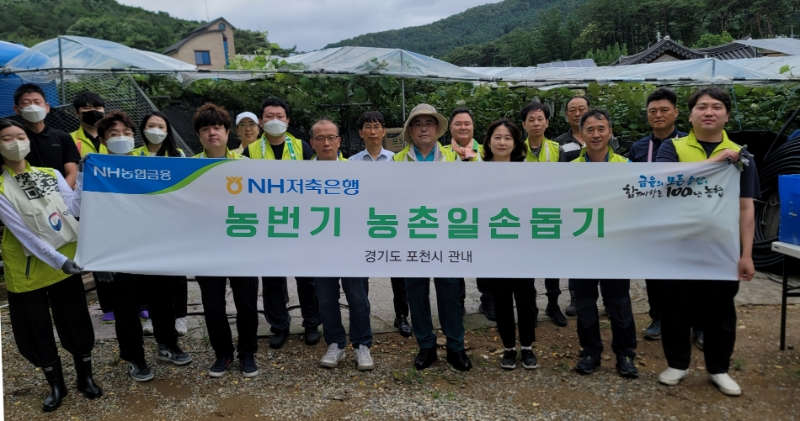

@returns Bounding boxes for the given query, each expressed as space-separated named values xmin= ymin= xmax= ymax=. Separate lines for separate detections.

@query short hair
xmin=520 ymin=101 xmax=551 ymax=121
xmin=688 ymin=87 xmax=731 ymax=113
xmin=357 ymin=111 xmax=385 ymax=130
xmin=13 ymin=83 xmax=46 ymax=106
xmin=310 ymin=118 xmax=339 ymax=138
xmin=450 ymin=107 xmax=474 ymax=122
xmin=646 ymin=87 xmax=678 ymax=108
xmin=565 ymin=96 xmax=590 ymax=112
xmin=579 ymin=108 xmax=612 ymax=131
xmin=96 ymin=110 xmax=136 ymax=140
xmin=72 ymin=91 xmax=105 ymax=111
xmin=258 ymin=97 xmax=289 ymax=120
xmin=0 ymin=118 xmax=26 ymax=133
xmin=193 ymin=103 xmax=231 ymax=133
xmin=482 ymin=119 xmax=527 ymax=162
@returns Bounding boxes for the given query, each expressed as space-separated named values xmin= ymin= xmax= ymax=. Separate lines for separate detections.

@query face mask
xmin=20 ymin=105 xmax=46 ymax=123
xmin=106 ymin=136 xmax=135 ymax=154
xmin=263 ymin=119 xmax=287 ymax=137
xmin=81 ymin=110 xmax=104 ymax=126
xmin=0 ymin=140 xmax=30 ymax=161
xmin=144 ymin=128 xmax=167 ymax=144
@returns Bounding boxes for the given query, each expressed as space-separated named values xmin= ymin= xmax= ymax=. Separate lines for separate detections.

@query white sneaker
xmin=175 ymin=318 xmax=188 ymax=336
xmin=658 ymin=367 xmax=688 ymax=385
xmin=142 ymin=319 xmax=154 ymax=336
xmin=710 ymin=373 xmax=742 ymax=396
xmin=320 ymin=344 xmax=345 ymax=368
xmin=355 ymin=345 xmax=374 ymax=371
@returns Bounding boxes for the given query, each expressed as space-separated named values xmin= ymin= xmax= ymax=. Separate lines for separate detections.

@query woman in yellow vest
xmin=0 ymin=119 xmax=101 ymax=412
xmin=131 ymin=111 xmax=186 ymax=157
xmin=478 ymin=119 xmax=540 ymax=370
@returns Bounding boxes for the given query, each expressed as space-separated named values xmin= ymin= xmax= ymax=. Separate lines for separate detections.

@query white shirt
xmin=0 ymin=170 xmax=82 ymax=269
xmin=349 ymin=148 xmax=395 ymax=162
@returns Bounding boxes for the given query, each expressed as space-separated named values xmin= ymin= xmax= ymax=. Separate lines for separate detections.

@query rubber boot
xmin=73 ymin=354 xmax=103 ymax=399
xmin=42 ymin=359 xmax=67 ymax=412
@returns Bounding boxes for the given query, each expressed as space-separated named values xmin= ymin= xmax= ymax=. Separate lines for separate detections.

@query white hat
xmin=401 ymin=104 xmax=448 ymax=143
xmin=235 ymin=111 xmax=259 ymax=125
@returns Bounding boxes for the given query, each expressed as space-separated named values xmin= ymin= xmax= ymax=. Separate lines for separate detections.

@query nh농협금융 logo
xmin=226 ymin=176 xmax=243 ymax=195
xmin=48 ymin=212 xmax=62 ymax=231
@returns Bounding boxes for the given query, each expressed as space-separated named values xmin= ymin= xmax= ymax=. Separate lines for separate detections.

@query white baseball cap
xmin=235 ymin=111 xmax=259 ymax=126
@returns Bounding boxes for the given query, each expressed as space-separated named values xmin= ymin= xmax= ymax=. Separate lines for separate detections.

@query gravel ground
xmin=3 ymin=305 xmax=800 ymax=420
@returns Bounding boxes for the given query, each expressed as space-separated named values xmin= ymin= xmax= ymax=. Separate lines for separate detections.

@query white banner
xmin=75 ymin=154 xmax=741 ymax=280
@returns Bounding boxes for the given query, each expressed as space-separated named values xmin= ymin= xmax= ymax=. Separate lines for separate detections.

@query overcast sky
xmin=117 ymin=0 xmax=502 ymax=52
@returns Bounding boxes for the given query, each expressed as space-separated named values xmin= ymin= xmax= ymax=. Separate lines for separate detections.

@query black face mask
xmin=81 ymin=110 xmax=104 ymax=126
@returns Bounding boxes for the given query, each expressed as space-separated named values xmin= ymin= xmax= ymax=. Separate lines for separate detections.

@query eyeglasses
xmin=312 ymin=135 xmax=339 ymax=143
xmin=411 ymin=122 xmax=438 ymax=130
xmin=237 ymin=123 xmax=258 ymax=129
xmin=107 ymin=130 xmax=134 ymax=137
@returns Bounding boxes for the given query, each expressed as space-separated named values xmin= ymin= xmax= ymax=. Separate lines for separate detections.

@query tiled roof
xmin=614 ymin=37 xmax=757 ymax=65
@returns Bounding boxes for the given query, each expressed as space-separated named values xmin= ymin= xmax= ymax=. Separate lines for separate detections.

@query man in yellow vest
xmin=244 ymin=97 xmax=320 ymax=349
xmin=654 ymin=87 xmax=757 ymax=396
xmin=570 ymin=109 xmax=638 ymax=380
xmin=518 ymin=100 xmax=569 ymax=328
xmin=70 ymin=92 xmax=108 ymax=157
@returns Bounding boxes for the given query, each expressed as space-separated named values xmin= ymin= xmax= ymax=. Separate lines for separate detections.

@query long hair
xmin=140 ymin=111 xmax=181 ymax=157
xmin=482 ymin=119 xmax=527 ymax=162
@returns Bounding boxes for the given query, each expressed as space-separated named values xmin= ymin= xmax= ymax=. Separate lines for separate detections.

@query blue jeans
xmin=315 ymin=277 xmax=372 ymax=349
xmin=405 ymin=278 xmax=465 ymax=352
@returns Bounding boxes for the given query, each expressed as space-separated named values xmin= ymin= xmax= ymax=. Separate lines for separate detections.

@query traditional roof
xmin=613 ymin=36 xmax=757 ymax=65
xmin=734 ymin=38 xmax=800 ymax=56
xmin=162 ymin=17 xmax=234 ymax=55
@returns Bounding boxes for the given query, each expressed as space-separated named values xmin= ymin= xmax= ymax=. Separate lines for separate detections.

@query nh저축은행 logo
xmin=226 ymin=176 xmax=243 ymax=195
xmin=48 ymin=212 xmax=62 ymax=231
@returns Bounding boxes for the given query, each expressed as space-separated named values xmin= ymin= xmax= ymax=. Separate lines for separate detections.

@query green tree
xmin=691 ymin=31 xmax=735 ymax=48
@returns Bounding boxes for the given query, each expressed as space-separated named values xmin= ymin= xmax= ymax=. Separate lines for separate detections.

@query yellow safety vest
xmin=572 ymin=147 xmax=629 ymax=163
xmin=0 ymin=165 xmax=76 ymax=293
xmin=525 ymin=138 xmax=561 ymax=162
xmin=443 ymin=140 xmax=483 ymax=162
xmin=247 ymin=133 xmax=304 ymax=160
xmin=193 ymin=149 xmax=244 ymax=159
xmin=130 ymin=146 xmax=186 ymax=157
xmin=393 ymin=143 xmax=458 ymax=162
xmin=70 ymin=126 xmax=107 ymax=157
xmin=672 ymin=130 xmax=741 ymax=163
xmin=312 ymin=152 xmax=348 ymax=161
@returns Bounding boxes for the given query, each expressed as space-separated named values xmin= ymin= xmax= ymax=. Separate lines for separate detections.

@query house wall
xmin=652 ymin=53 xmax=682 ymax=63
xmin=166 ymin=20 xmax=236 ymax=70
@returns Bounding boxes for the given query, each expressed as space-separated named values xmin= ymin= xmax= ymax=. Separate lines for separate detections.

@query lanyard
xmin=647 ymin=139 xmax=654 ymax=162
xmin=200 ymin=149 xmax=234 ymax=158
xmin=260 ymin=134 xmax=297 ymax=160
xmin=544 ymin=142 xmax=551 ymax=162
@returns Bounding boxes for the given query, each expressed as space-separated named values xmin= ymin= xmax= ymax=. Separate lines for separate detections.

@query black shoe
xmin=73 ymin=354 xmax=102 ymax=399
xmin=239 ymin=355 xmax=259 ymax=378
xmin=616 ymin=355 xmax=639 ymax=378
xmin=546 ymin=305 xmax=568 ymax=327
xmin=304 ymin=327 xmax=321 ymax=346
xmin=500 ymin=349 xmax=517 ymax=370
xmin=521 ymin=349 xmax=538 ymax=369
xmin=269 ymin=331 xmax=289 ymax=349
xmin=575 ymin=355 xmax=601 ymax=374
xmin=478 ymin=303 xmax=496 ymax=321
xmin=446 ymin=349 xmax=472 ymax=371
xmin=643 ymin=319 xmax=662 ymax=340
xmin=42 ymin=359 xmax=67 ymax=412
xmin=693 ymin=330 xmax=704 ymax=351
xmin=565 ymin=300 xmax=577 ymax=317
xmin=394 ymin=316 xmax=412 ymax=338
xmin=414 ymin=347 xmax=438 ymax=370
xmin=208 ymin=356 xmax=233 ymax=377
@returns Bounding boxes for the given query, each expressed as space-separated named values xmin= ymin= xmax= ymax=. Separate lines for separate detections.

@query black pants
xmin=95 ymin=276 xmax=114 ymax=313
xmin=391 ymin=277 xmax=409 ymax=318
xmin=491 ymin=278 xmax=537 ymax=348
xmin=196 ymin=276 xmax=259 ymax=359
xmin=262 ymin=276 xmax=320 ymax=332
xmin=8 ymin=274 xmax=95 ymax=367
xmin=112 ymin=273 xmax=180 ymax=363
xmin=477 ymin=278 xmax=494 ymax=305
xmin=573 ymin=279 xmax=636 ymax=358
xmin=662 ymin=280 xmax=739 ymax=374
xmin=645 ymin=279 xmax=666 ymax=321
xmin=544 ymin=278 xmax=561 ymax=300
xmin=175 ymin=276 xmax=188 ymax=318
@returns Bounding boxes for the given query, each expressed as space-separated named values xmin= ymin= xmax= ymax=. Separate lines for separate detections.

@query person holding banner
xmin=570 ymin=109 xmax=639 ymax=379
xmin=655 ymin=87 xmax=758 ymax=396
xmin=480 ymin=119 xmax=540 ymax=370
xmin=0 ymin=118 xmax=101 ymax=412
xmin=520 ymin=101 xmax=569 ymax=328
xmin=309 ymin=118 xmax=375 ymax=370
xmin=90 ymin=111 xmax=193 ymax=382
xmin=190 ymin=103 xmax=260 ymax=377
xmin=350 ymin=111 xmax=412 ymax=339
xmin=393 ymin=104 xmax=471 ymax=371
xmin=245 ymin=97 xmax=321 ymax=349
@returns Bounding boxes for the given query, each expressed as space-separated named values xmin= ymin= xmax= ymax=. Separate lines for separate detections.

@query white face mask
xmin=20 ymin=104 xmax=46 ymax=123
xmin=263 ymin=119 xmax=287 ymax=137
xmin=0 ymin=140 xmax=30 ymax=161
xmin=106 ymin=136 xmax=135 ymax=154
xmin=144 ymin=128 xmax=167 ymax=145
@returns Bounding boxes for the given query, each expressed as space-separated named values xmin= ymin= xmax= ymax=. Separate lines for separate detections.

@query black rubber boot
xmin=73 ymin=354 xmax=103 ymax=399
xmin=42 ymin=359 xmax=68 ymax=412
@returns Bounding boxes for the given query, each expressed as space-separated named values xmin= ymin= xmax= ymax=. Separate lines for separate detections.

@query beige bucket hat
xmin=401 ymin=103 xmax=448 ymax=143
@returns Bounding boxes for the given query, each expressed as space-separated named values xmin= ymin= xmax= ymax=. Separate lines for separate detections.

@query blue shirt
xmin=349 ymin=148 xmax=395 ymax=162
xmin=584 ymin=152 xmax=609 ymax=162
xmin=629 ymin=128 xmax=686 ymax=162
xmin=414 ymin=148 xmax=435 ymax=162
